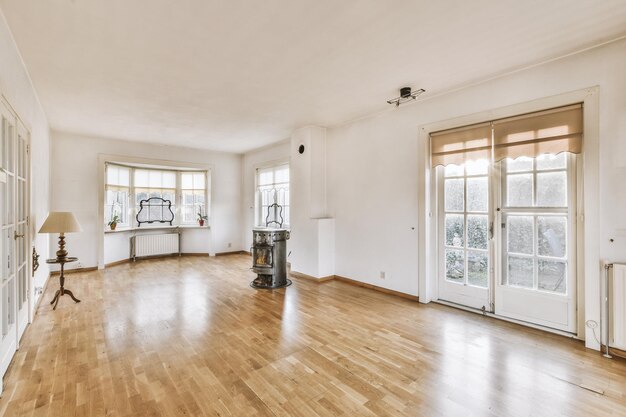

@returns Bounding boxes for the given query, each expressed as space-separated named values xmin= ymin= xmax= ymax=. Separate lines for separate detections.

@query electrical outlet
xmin=228 ymin=242 xmax=232 ymax=248
xmin=380 ymin=271 xmax=385 ymax=279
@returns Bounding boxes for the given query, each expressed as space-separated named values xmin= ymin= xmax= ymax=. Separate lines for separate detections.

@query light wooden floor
xmin=1 ymin=255 xmax=625 ymax=416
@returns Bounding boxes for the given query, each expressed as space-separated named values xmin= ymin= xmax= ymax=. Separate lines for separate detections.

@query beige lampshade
xmin=38 ymin=212 xmax=83 ymax=234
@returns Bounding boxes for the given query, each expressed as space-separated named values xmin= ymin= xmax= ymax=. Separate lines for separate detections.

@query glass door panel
xmin=438 ymin=160 xmax=491 ymax=310
xmin=496 ymin=154 xmax=576 ymax=332
xmin=0 ymin=104 xmax=17 ymax=381
xmin=16 ymin=126 xmax=29 ymax=338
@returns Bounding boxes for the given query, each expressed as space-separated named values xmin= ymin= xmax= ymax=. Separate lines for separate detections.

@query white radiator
xmin=132 ymin=233 xmax=180 ymax=260
xmin=612 ymin=263 xmax=626 ymax=350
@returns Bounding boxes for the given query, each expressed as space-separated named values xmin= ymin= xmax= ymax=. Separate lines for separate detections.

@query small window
xmin=105 ymin=164 xmax=130 ymax=227
xmin=181 ymin=172 xmax=207 ymax=224
xmin=256 ymin=163 xmax=289 ymax=227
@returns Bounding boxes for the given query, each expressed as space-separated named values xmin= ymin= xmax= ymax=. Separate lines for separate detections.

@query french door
xmin=438 ymin=160 xmax=491 ymax=310
xmin=438 ymin=153 xmax=577 ymax=333
xmin=0 ymin=100 xmax=30 ymax=384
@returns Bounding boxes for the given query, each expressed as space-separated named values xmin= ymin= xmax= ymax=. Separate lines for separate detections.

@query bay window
xmin=104 ymin=163 xmax=209 ymax=229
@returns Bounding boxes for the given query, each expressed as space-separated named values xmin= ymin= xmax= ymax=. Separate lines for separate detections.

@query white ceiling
xmin=1 ymin=0 xmax=626 ymax=153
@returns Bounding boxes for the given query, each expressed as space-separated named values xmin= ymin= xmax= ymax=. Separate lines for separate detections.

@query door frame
xmin=417 ymin=87 xmax=600 ymax=347
xmin=0 ymin=95 xmax=33 ymax=390
xmin=2 ymin=95 xmax=33 ymax=335
xmin=15 ymin=118 xmax=31 ymax=343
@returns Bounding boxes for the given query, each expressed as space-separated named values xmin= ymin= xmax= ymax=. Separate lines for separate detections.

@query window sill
xmin=104 ymin=225 xmax=210 ymax=234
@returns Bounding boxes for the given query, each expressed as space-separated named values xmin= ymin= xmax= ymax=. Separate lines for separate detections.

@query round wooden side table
xmin=46 ymin=257 xmax=81 ymax=310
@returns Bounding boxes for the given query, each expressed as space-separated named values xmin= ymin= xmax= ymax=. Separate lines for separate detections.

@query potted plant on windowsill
xmin=108 ymin=214 xmax=120 ymax=231
xmin=197 ymin=211 xmax=208 ymax=227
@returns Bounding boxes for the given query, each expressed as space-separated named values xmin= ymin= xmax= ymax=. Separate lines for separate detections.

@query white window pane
xmin=193 ymin=173 xmax=205 ymax=189
xmin=149 ymin=171 xmax=162 ymax=188
xmin=163 ymin=172 xmax=176 ymax=189
xmin=118 ymin=167 xmax=130 ymax=186
xmin=276 ymin=188 xmax=287 ymax=206
xmin=183 ymin=192 xmax=194 ymax=205
xmin=465 ymin=159 xmax=488 ymax=176
xmin=136 ymin=191 xmax=148 ymax=203
xmin=506 ymin=157 xmax=533 ymax=173
xmin=508 ymin=256 xmax=533 ymax=288
xmin=104 ymin=205 xmax=113 ymax=225
xmin=467 ymin=177 xmax=488 ymax=212
xmin=183 ymin=206 xmax=194 ymax=222
xmin=106 ymin=190 xmax=115 ymax=205
xmin=445 ymin=249 xmax=464 ymax=283
xmin=149 ymin=206 xmax=161 ymax=221
xmin=274 ymin=166 xmax=289 ymax=183
xmin=507 ymin=216 xmax=534 ymax=255
xmin=538 ymin=260 xmax=566 ymax=293
xmin=536 ymin=153 xmax=566 ymax=171
xmin=163 ymin=191 xmax=175 ymax=203
xmin=181 ymin=173 xmax=193 ymax=189
xmin=106 ymin=165 xmax=119 ymax=185
xmin=445 ymin=214 xmax=464 ymax=247
xmin=258 ymin=169 xmax=273 ymax=186
xmin=444 ymin=164 xmax=464 ymax=177
xmin=468 ymin=251 xmax=488 ymax=288
xmin=507 ymin=174 xmax=533 ymax=207
xmin=444 ymin=179 xmax=464 ymax=211
xmin=536 ymin=171 xmax=566 ymax=207
xmin=467 ymin=215 xmax=488 ymax=250
xmin=135 ymin=170 xmax=149 ymax=187
xmin=538 ymin=216 xmax=566 ymax=258
xmin=260 ymin=188 xmax=270 ymax=206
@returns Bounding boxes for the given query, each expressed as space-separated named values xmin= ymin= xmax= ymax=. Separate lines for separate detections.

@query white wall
xmin=0 ymin=11 xmax=51 ymax=307
xmin=241 ymin=140 xmax=290 ymax=251
xmin=50 ymin=131 xmax=243 ymax=269
xmin=325 ymin=38 xmax=626 ymax=346
xmin=289 ymin=126 xmax=336 ymax=278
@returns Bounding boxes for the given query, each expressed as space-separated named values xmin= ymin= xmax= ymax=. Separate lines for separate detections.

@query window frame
xmin=104 ymin=164 xmax=131 ymax=228
xmin=180 ymin=171 xmax=209 ymax=225
xmin=104 ymin=163 xmax=209 ymax=229
xmin=255 ymin=162 xmax=289 ymax=227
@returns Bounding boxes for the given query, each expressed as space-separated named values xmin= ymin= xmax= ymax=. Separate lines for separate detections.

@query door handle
xmin=14 ymin=231 xmax=24 ymax=240
xmin=489 ymin=222 xmax=494 ymax=240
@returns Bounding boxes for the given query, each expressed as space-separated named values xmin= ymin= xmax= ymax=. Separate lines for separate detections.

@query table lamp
xmin=39 ymin=212 xmax=82 ymax=260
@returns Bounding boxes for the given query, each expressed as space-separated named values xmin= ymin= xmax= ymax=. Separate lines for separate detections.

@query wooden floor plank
xmin=0 ymin=254 xmax=625 ymax=416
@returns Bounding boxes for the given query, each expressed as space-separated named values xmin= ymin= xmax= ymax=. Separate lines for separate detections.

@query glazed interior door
xmin=438 ymin=160 xmax=492 ymax=310
xmin=495 ymin=154 xmax=577 ymax=332
xmin=0 ymin=102 xmax=17 ymax=378
xmin=15 ymin=122 xmax=29 ymax=338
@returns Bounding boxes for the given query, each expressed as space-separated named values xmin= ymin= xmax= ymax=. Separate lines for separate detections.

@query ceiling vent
xmin=387 ymin=87 xmax=425 ymax=107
